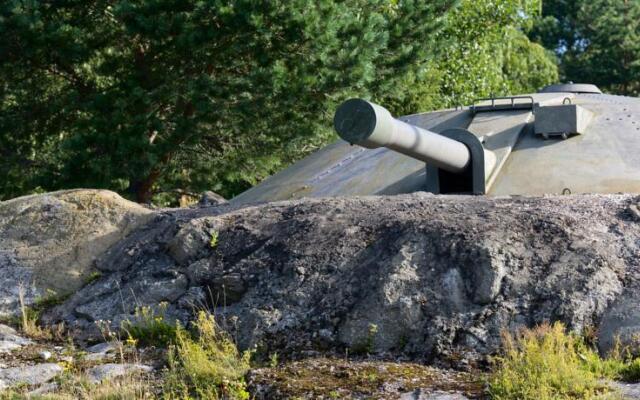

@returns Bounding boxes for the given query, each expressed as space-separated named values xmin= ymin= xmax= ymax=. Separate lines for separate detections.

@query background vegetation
xmin=529 ymin=0 xmax=640 ymax=96
xmin=0 ymin=0 xmax=635 ymax=205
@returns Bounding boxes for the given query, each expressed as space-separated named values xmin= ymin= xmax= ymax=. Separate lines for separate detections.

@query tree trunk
xmin=130 ymin=168 xmax=161 ymax=204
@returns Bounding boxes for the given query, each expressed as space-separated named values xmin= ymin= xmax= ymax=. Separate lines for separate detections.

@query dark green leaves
xmin=530 ymin=0 xmax=640 ymax=96
xmin=0 ymin=0 xmax=557 ymax=204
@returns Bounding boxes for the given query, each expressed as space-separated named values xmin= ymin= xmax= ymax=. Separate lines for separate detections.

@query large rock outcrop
xmin=30 ymin=191 xmax=640 ymax=363
xmin=0 ymin=190 xmax=153 ymax=315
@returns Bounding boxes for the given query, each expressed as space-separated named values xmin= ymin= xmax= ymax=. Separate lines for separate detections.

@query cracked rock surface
xmin=0 ymin=190 xmax=153 ymax=315
xmin=26 ymin=191 xmax=639 ymax=364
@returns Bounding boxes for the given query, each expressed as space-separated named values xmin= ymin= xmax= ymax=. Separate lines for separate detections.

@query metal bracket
xmin=534 ymin=103 xmax=593 ymax=139
xmin=471 ymin=96 xmax=535 ymax=115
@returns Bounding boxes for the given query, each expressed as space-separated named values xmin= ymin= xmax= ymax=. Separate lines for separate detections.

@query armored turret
xmin=232 ymin=83 xmax=640 ymax=204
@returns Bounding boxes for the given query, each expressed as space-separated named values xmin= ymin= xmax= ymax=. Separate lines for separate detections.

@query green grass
xmin=18 ymin=286 xmax=55 ymax=340
xmin=581 ymin=340 xmax=640 ymax=382
xmin=162 ymin=311 xmax=252 ymax=400
xmin=2 ymin=308 xmax=251 ymax=399
xmin=34 ymin=289 xmax=72 ymax=310
xmin=121 ymin=303 xmax=177 ymax=347
xmin=488 ymin=322 xmax=640 ymax=400
xmin=83 ymin=271 xmax=103 ymax=285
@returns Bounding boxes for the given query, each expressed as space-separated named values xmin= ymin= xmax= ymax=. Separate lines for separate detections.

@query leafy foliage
xmin=529 ymin=0 xmax=640 ymax=95
xmin=0 ymin=0 xmax=557 ymax=204
xmin=435 ymin=0 xmax=557 ymax=106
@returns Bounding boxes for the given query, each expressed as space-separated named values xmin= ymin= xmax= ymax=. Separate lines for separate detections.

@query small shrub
xmin=488 ymin=322 xmax=610 ymax=399
xmin=582 ymin=337 xmax=640 ymax=383
xmin=580 ymin=341 xmax=628 ymax=381
xmin=163 ymin=311 xmax=252 ymax=400
xmin=620 ymin=358 xmax=640 ymax=382
xmin=121 ymin=303 xmax=177 ymax=347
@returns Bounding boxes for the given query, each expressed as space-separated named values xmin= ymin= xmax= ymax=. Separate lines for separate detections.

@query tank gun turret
xmin=231 ymin=83 xmax=640 ymax=205
xmin=334 ymin=99 xmax=496 ymax=194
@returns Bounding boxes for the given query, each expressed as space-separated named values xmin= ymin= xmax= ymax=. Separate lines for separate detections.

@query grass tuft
xmin=163 ymin=311 xmax=252 ymax=400
xmin=121 ymin=303 xmax=177 ymax=347
xmin=0 ymin=370 xmax=155 ymax=400
xmin=209 ymin=230 xmax=219 ymax=249
xmin=487 ymin=321 xmax=640 ymax=399
xmin=18 ymin=285 xmax=52 ymax=340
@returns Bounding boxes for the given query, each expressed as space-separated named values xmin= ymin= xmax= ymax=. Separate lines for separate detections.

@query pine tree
xmin=0 ymin=0 xmax=453 ymax=202
xmin=529 ymin=0 xmax=640 ymax=96
xmin=1 ymin=0 xmax=557 ymax=204
xmin=574 ymin=0 xmax=640 ymax=95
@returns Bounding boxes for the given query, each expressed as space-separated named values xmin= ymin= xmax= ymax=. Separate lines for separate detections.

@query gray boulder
xmin=84 ymin=342 xmax=119 ymax=361
xmin=611 ymin=381 xmax=640 ymax=399
xmin=198 ymin=191 xmax=227 ymax=207
xmin=0 ymin=363 xmax=62 ymax=390
xmin=0 ymin=190 xmax=153 ymax=316
xmin=40 ymin=192 xmax=640 ymax=363
xmin=86 ymin=363 xmax=153 ymax=383
xmin=401 ymin=391 xmax=470 ymax=400
xmin=0 ymin=324 xmax=32 ymax=353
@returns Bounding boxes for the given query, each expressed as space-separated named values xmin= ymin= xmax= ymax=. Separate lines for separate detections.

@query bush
xmin=488 ymin=322 xmax=610 ymax=399
xmin=163 ymin=311 xmax=252 ymax=400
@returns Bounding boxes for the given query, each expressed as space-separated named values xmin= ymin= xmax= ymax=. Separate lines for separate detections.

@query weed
xmin=0 ymin=334 xmax=154 ymax=400
xmin=582 ymin=336 xmax=640 ymax=383
xmin=367 ymin=323 xmax=378 ymax=353
xmin=35 ymin=289 xmax=71 ymax=311
xmin=488 ymin=322 xmax=613 ymax=399
xmin=83 ymin=270 xmax=102 ymax=285
xmin=269 ymin=352 xmax=279 ymax=368
xmin=163 ymin=311 xmax=252 ymax=400
xmin=209 ymin=230 xmax=219 ymax=249
xmin=582 ymin=324 xmax=599 ymax=348
xmin=18 ymin=285 xmax=51 ymax=340
xmin=0 ymin=369 xmax=156 ymax=399
xmin=121 ymin=303 xmax=177 ymax=347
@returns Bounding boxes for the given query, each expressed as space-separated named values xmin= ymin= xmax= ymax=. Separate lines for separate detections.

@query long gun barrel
xmin=334 ymin=99 xmax=471 ymax=173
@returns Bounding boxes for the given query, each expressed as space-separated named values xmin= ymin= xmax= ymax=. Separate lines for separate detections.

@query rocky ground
xmin=3 ymin=190 xmax=640 ymax=397
xmin=247 ymin=358 xmax=484 ymax=399
xmin=0 ymin=322 xmax=156 ymax=395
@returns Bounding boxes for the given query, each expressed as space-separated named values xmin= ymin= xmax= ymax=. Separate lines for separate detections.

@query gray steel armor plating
xmin=231 ymin=84 xmax=640 ymax=205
